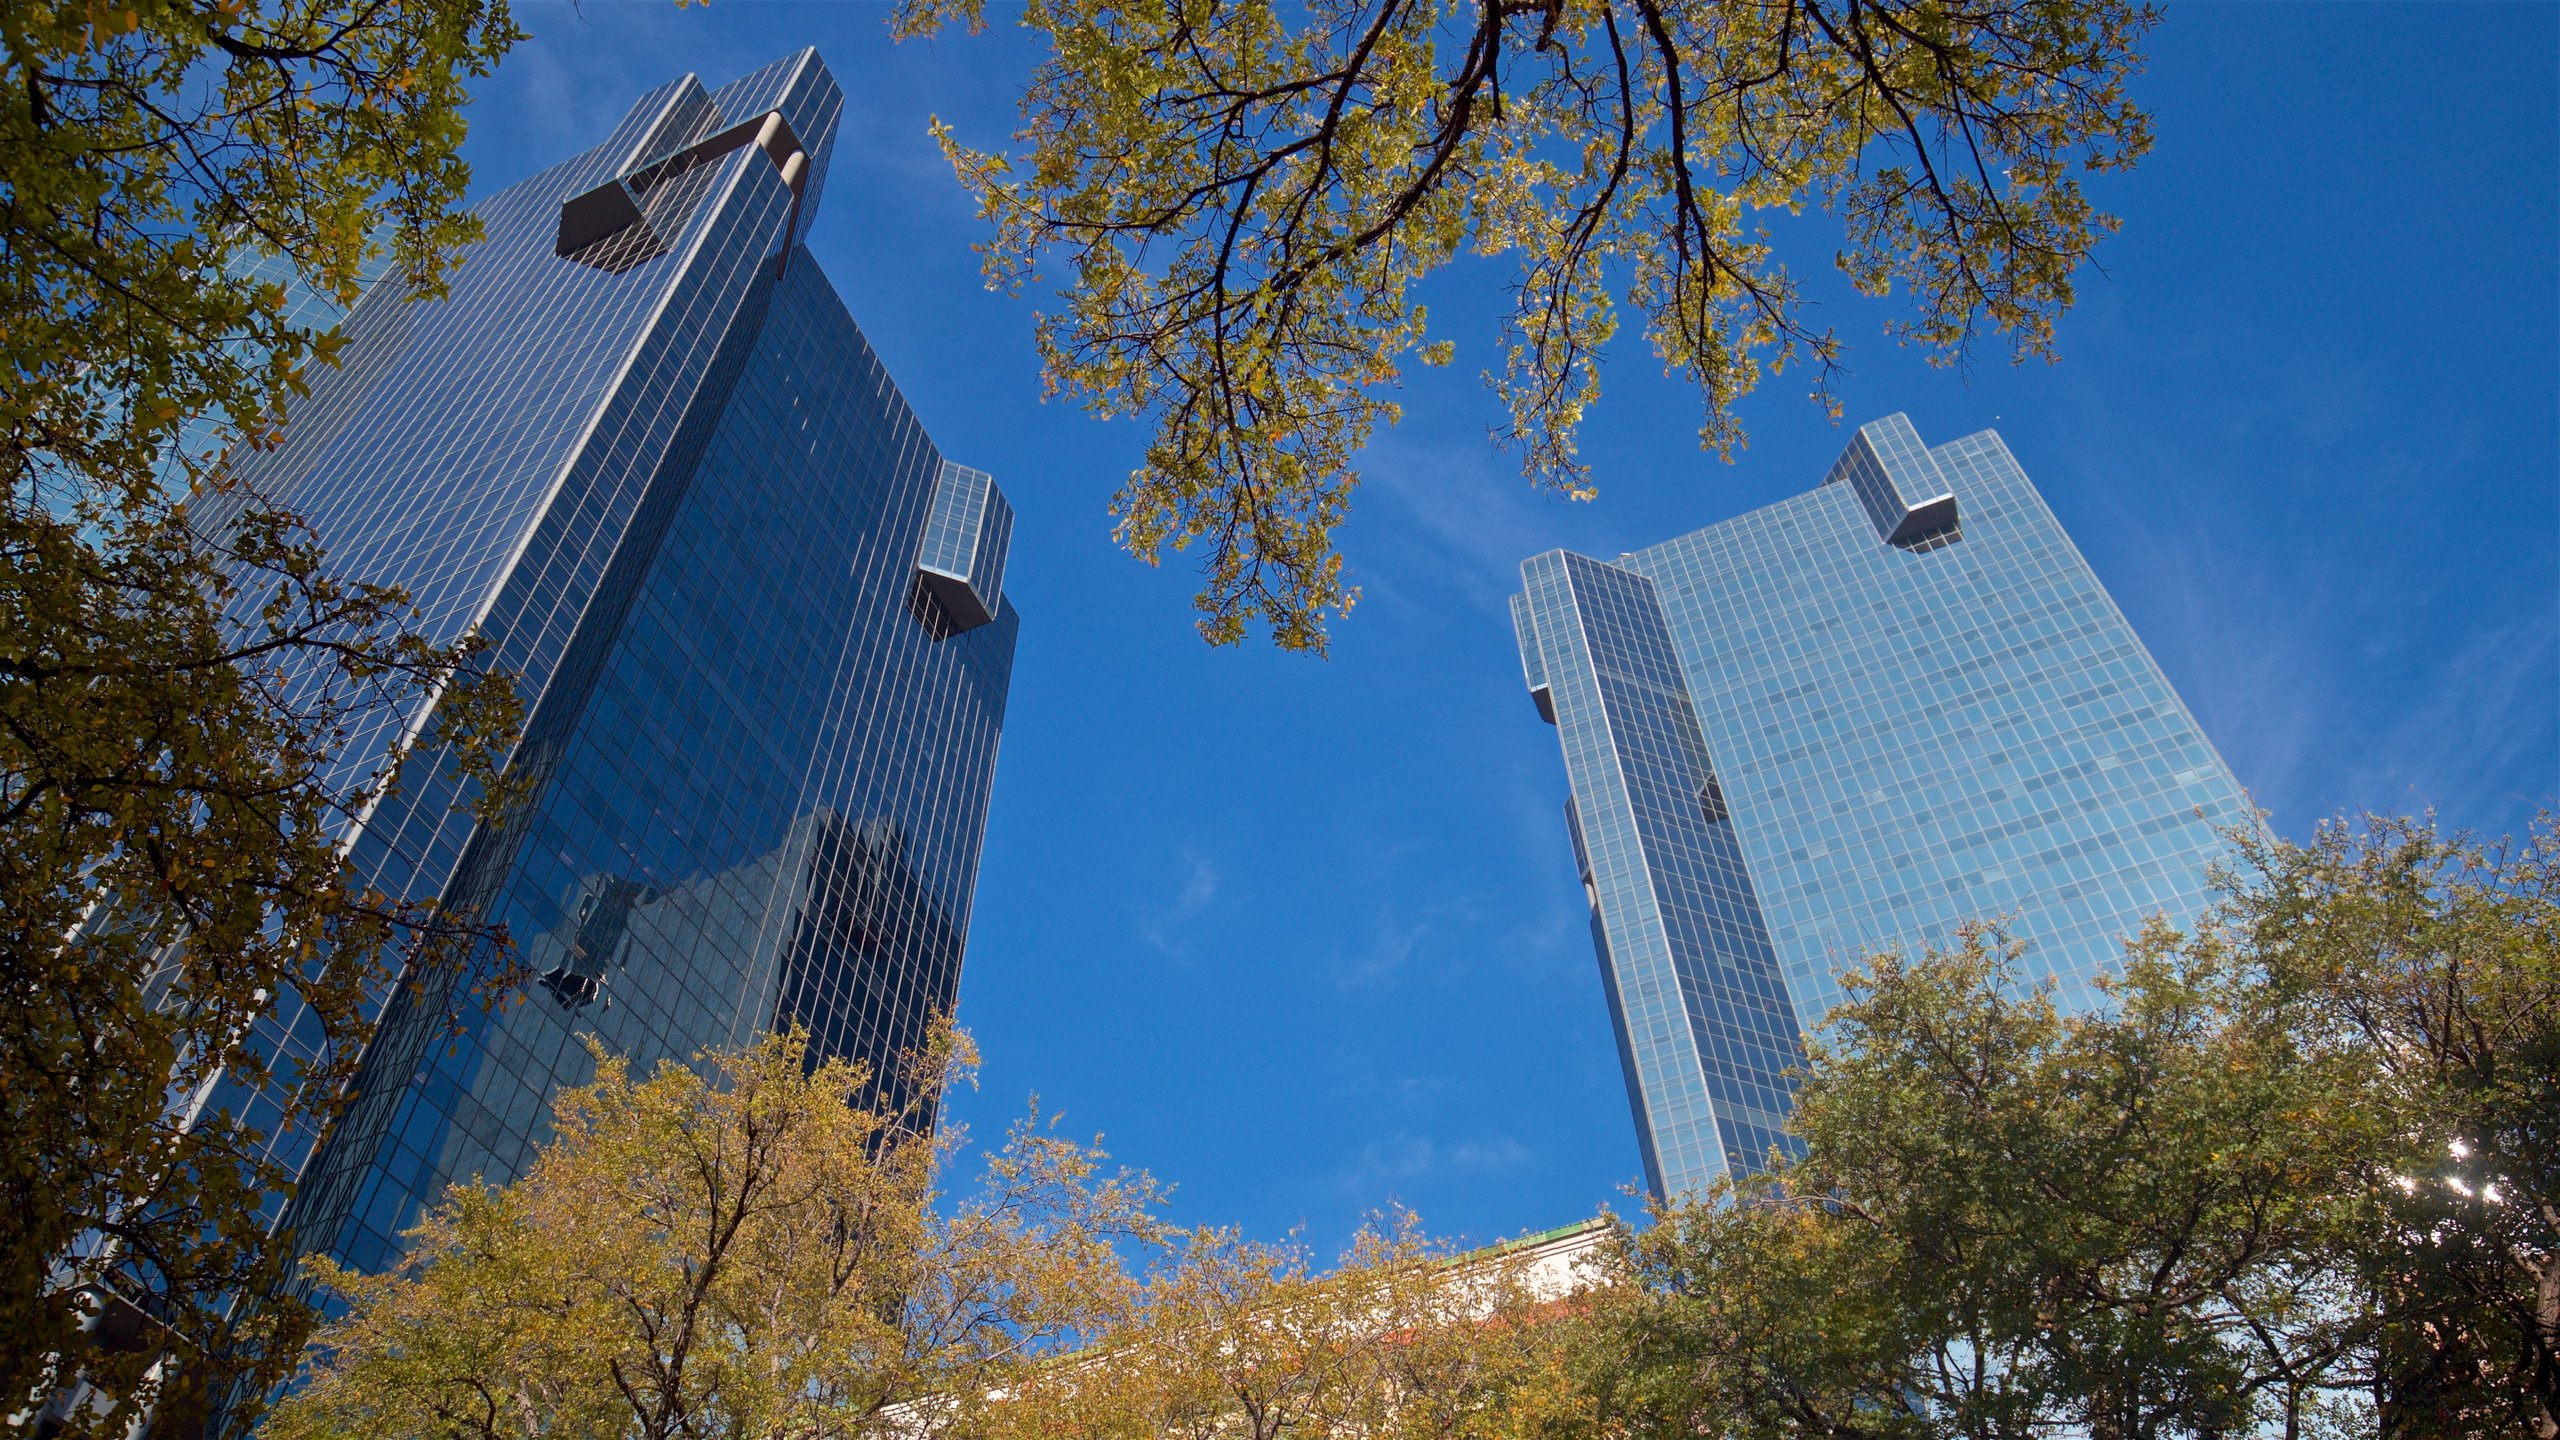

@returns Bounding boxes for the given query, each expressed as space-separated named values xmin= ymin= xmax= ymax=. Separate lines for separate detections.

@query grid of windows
xmin=190 ymin=52 xmax=1019 ymax=1274
xmin=153 ymin=242 xmax=396 ymax=495
xmin=914 ymin=460 xmax=1013 ymax=630
xmin=915 ymin=463 xmax=992 ymax=581
xmin=1518 ymin=555 xmax=1806 ymax=1197
xmin=1515 ymin=415 xmax=2253 ymax=1200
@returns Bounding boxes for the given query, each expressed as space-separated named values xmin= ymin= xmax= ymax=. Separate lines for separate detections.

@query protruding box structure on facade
xmin=1826 ymin=413 xmax=1962 ymax=549
xmin=558 ymin=106 xmax=813 ymax=277
xmin=914 ymin=461 xmax=1014 ymax=635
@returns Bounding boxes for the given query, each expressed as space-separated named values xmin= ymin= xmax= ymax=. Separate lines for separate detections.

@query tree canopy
xmin=1568 ymin=814 xmax=2559 ymax=1440
xmin=265 ymin=1031 xmax=1161 ymax=1440
xmin=895 ymin=0 xmax=2156 ymax=649
xmin=265 ymin=1028 xmax=1573 ymax=1440
xmin=984 ymin=1214 xmax=1567 ymax=1440
xmin=2253 ymin=815 xmax=2560 ymax=1433
xmin=1 ymin=3 xmax=523 ymax=1434
xmin=263 ymin=814 xmax=2557 ymax=1439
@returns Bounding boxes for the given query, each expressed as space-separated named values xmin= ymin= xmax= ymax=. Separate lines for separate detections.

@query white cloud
xmin=1334 ymin=905 xmax=1432 ymax=988
xmin=1354 ymin=434 xmax=1573 ymax=617
xmin=1339 ymin=1134 xmax=1438 ymax=1195
xmin=1336 ymin=1132 xmax=1534 ymax=1199
xmin=2349 ymin=612 xmax=2558 ymax=827
xmin=1448 ymin=1138 xmax=1534 ymax=1174
xmin=1135 ymin=847 xmax=1221 ymax=958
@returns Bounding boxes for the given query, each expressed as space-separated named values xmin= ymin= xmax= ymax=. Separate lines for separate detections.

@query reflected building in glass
xmin=1511 ymin=415 xmax=2252 ymax=1200
xmin=204 ymin=51 xmax=1019 ymax=1272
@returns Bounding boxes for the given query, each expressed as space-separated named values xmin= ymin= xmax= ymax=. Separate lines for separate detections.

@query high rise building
xmin=198 ymin=51 xmax=1019 ymax=1273
xmin=1510 ymin=415 xmax=2252 ymax=1200
xmin=163 ymin=242 xmax=396 ymax=488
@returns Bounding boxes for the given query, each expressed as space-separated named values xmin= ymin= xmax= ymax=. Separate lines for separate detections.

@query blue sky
xmin=456 ymin=3 xmax=2558 ymax=1253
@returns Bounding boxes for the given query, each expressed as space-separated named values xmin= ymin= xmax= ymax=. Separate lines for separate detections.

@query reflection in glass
xmin=1515 ymin=414 xmax=2254 ymax=1200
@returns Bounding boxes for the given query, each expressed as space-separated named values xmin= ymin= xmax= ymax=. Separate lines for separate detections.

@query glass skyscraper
xmin=1511 ymin=415 xmax=2252 ymax=1200
xmin=197 ymin=51 xmax=1019 ymax=1273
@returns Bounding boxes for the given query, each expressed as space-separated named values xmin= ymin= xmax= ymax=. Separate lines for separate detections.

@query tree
xmin=268 ymin=1026 xmax=1591 ymax=1440
xmin=1590 ymin=924 xmax=2379 ymax=1440
xmin=893 ymin=0 xmax=2155 ymax=649
xmin=1 ymin=4 xmax=523 ymax=1434
xmin=264 ymin=1030 xmax=1171 ymax=1440
xmin=1567 ymin=814 xmax=2560 ymax=1440
xmin=2237 ymin=816 xmax=2560 ymax=1437
xmin=985 ymin=1214 xmax=1569 ymax=1440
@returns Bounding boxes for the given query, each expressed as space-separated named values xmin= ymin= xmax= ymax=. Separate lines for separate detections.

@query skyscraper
xmin=199 ymin=51 xmax=1019 ymax=1273
xmin=1511 ymin=415 xmax=2252 ymax=1200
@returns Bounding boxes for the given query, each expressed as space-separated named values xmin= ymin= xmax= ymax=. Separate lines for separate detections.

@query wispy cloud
xmin=2344 ymin=611 xmax=2558 ymax=828
xmin=1337 ymin=913 xmax=1427 ymax=987
xmin=1355 ymin=435 xmax=1575 ymax=618
xmin=2028 ymin=384 xmax=2555 ymax=839
xmin=1135 ymin=847 xmax=1221 ymax=958
xmin=1331 ymin=893 xmax=1465 ymax=988
xmin=1335 ymin=1132 xmax=1535 ymax=1199
xmin=1338 ymin=1134 xmax=1437 ymax=1195
xmin=1448 ymin=1138 xmax=1535 ymax=1174
xmin=1390 ymin=1075 xmax=1449 ymax=1108
xmin=1322 ymin=843 xmax=1584 ymax=991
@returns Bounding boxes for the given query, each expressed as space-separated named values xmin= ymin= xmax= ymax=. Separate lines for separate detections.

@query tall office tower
xmin=165 ymin=245 xmax=396 ymax=484
xmin=1510 ymin=415 xmax=2252 ymax=1200
xmin=197 ymin=51 xmax=1020 ymax=1273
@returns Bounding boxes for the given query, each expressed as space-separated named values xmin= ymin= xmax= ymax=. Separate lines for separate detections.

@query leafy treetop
xmin=897 ymin=0 xmax=2155 ymax=650
xmin=1 ymin=3 xmax=523 ymax=1434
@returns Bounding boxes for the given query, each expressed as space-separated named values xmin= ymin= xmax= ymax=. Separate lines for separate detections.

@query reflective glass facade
xmin=1513 ymin=415 xmax=2252 ymax=1199
xmin=200 ymin=52 xmax=1019 ymax=1272
xmin=155 ymin=242 xmax=394 ymax=490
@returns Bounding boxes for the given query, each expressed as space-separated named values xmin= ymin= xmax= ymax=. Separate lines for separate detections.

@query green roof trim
xmin=1447 ymin=1216 xmax=1611 ymax=1266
